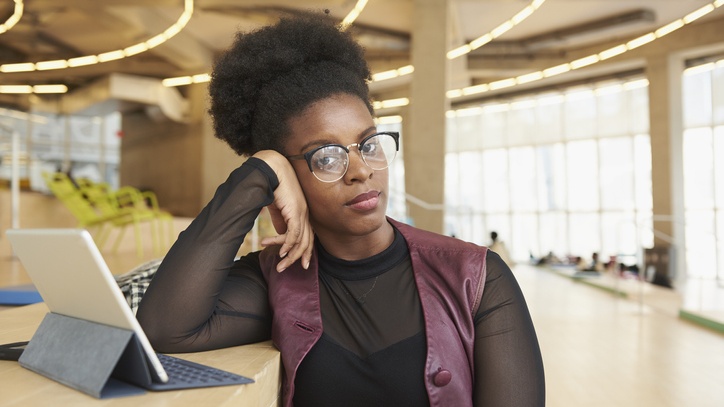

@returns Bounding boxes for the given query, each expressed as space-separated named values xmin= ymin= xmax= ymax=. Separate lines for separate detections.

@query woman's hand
xmin=252 ymin=150 xmax=314 ymax=272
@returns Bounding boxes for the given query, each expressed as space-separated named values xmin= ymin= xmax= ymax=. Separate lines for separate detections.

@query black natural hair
xmin=208 ymin=13 xmax=373 ymax=156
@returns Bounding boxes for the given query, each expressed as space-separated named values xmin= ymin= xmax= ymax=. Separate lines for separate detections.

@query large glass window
xmin=535 ymin=143 xmax=566 ymax=212
xmin=509 ymin=147 xmax=537 ymax=212
xmin=481 ymin=149 xmax=509 ymax=213
xmin=445 ymin=77 xmax=653 ymax=264
xmin=566 ymin=140 xmax=599 ymax=212
xmin=0 ymin=109 xmax=121 ymax=193
xmin=683 ymin=59 xmax=724 ymax=281
xmin=599 ymin=137 xmax=635 ymax=211
xmin=377 ymin=119 xmax=407 ymax=222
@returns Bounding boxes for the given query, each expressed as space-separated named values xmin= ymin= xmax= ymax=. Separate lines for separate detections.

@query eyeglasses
xmin=286 ymin=131 xmax=399 ymax=182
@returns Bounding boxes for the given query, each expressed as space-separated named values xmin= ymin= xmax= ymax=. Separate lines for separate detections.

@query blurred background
xmin=0 ymin=1 xmax=723 ymax=405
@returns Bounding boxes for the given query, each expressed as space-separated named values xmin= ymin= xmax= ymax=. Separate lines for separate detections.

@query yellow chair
xmin=114 ymin=185 xmax=175 ymax=248
xmin=42 ymin=172 xmax=120 ymax=242
xmin=42 ymin=172 xmax=173 ymax=258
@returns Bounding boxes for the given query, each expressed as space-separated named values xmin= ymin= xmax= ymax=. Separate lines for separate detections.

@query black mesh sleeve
xmin=136 ymin=158 xmax=277 ymax=353
xmin=473 ymin=251 xmax=546 ymax=406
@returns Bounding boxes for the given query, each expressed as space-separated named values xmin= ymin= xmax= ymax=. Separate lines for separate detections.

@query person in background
xmin=137 ymin=13 xmax=544 ymax=407
xmin=489 ymin=230 xmax=515 ymax=268
xmin=580 ymin=252 xmax=603 ymax=273
xmin=573 ymin=252 xmax=604 ymax=278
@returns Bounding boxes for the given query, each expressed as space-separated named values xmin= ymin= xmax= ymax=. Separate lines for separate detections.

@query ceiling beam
xmin=467 ymin=9 xmax=657 ymax=56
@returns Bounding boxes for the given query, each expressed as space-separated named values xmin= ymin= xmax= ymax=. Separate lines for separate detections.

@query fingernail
xmin=277 ymin=265 xmax=286 ymax=273
xmin=279 ymin=251 xmax=287 ymax=258
xmin=303 ymin=259 xmax=310 ymax=269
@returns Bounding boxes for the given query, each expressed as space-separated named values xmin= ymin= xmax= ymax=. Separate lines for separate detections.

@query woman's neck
xmin=314 ymin=221 xmax=395 ymax=261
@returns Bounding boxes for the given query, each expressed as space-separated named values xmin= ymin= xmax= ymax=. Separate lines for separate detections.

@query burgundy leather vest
xmin=259 ymin=218 xmax=488 ymax=406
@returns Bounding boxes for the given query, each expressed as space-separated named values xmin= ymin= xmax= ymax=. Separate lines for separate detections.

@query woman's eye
xmin=313 ymin=154 xmax=346 ymax=172
xmin=315 ymin=156 xmax=336 ymax=168
xmin=361 ymin=142 xmax=378 ymax=154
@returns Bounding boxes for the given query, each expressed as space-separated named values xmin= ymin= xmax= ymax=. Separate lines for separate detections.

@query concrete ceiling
xmin=0 ymin=0 xmax=722 ymax=110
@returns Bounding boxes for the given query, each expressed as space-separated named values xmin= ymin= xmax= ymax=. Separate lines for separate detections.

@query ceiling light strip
xmin=0 ymin=0 xmax=194 ymax=74
xmin=442 ymin=0 xmax=723 ymax=101
xmin=0 ymin=84 xmax=68 ymax=94
xmin=447 ymin=77 xmax=651 ymax=117
xmin=375 ymin=115 xmax=403 ymax=125
xmin=372 ymin=97 xmax=410 ymax=110
xmin=33 ymin=84 xmax=69 ymax=94
xmin=372 ymin=0 xmax=546 ymax=84
xmin=449 ymin=0 xmax=545 ymax=59
xmin=339 ymin=0 xmax=368 ymax=30
xmin=162 ymin=0 xmax=369 ymax=87
xmin=0 ymin=0 xmax=23 ymax=35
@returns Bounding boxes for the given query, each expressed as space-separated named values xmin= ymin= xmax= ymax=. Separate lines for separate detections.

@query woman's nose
xmin=343 ymin=146 xmax=373 ymax=183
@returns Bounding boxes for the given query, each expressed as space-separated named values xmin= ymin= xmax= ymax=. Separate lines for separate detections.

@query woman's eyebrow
xmin=356 ymin=126 xmax=378 ymax=141
xmin=298 ymin=138 xmax=338 ymax=153
xmin=298 ymin=126 xmax=378 ymax=153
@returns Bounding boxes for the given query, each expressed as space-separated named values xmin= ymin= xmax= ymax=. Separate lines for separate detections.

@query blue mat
xmin=0 ymin=284 xmax=43 ymax=305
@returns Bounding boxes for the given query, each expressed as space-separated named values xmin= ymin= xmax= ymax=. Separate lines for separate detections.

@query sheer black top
xmin=136 ymin=158 xmax=545 ymax=406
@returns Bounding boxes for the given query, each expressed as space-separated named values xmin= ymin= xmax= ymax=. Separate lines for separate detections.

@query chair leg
xmin=85 ymin=223 xmax=110 ymax=251
xmin=96 ymin=224 xmax=112 ymax=249
xmin=158 ymin=217 xmax=169 ymax=253
xmin=165 ymin=217 xmax=175 ymax=250
xmin=150 ymin=217 xmax=160 ymax=256
xmin=133 ymin=219 xmax=144 ymax=259
xmin=112 ymin=225 xmax=127 ymax=254
xmin=155 ymin=215 xmax=174 ymax=254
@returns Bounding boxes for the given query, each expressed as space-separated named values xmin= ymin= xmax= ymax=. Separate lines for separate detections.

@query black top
xmin=136 ymin=158 xmax=545 ymax=406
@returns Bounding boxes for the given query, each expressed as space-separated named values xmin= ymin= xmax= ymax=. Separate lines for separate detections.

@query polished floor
xmin=1 ymin=189 xmax=723 ymax=406
xmin=519 ymin=266 xmax=724 ymax=407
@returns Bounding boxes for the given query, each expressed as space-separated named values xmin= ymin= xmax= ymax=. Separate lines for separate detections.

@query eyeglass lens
xmin=310 ymin=133 xmax=398 ymax=182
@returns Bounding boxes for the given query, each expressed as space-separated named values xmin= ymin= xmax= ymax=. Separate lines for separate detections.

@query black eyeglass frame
xmin=286 ymin=131 xmax=400 ymax=181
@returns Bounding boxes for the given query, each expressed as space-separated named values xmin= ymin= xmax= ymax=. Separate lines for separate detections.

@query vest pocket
xmin=293 ymin=321 xmax=315 ymax=333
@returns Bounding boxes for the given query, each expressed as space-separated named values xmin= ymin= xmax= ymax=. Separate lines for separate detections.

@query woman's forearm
xmin=137 ymin=159 xmax=278 ymax=352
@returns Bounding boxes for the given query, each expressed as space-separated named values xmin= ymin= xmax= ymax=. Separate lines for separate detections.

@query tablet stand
xmin=19 ymin=312 xmax=147 ymax=399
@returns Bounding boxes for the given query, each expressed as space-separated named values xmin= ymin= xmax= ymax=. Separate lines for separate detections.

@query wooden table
xmin=0 ymin=303 xmax=281 ymax=406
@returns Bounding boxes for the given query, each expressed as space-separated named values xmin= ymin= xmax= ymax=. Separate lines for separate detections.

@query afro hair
xmin=208 ymin=13 xmax=373 ymax=156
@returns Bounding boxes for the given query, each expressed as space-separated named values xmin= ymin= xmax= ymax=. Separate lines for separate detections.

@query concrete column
xmin=646 ymin=53 xmax=686 ymax=287
xmin=404 ymin=0 xmax=449 ymax=233
xmin=121 ymin=85 xmax=206 ymax=217
xmin=121 ymin=82 xmax=245 ymax=217
xmin=200 ymin=86 xmax=246 ymax=205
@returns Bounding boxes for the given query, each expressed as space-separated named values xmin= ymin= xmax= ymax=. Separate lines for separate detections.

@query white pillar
xmin=404 ymin=0 xmax=449 ymax=233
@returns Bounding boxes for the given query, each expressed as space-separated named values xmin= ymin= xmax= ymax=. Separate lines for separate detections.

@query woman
xmin=137 ymin=13 xmax=545 ymax=407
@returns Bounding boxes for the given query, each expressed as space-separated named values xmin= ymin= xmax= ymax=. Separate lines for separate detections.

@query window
xmin=377 ymin=120 xmax=407 ymax=222
xmin=445 ymin=77 xmax=652 ymax=265
xmin=0 ymin=110 xmax=121 ymax=193
xmin=682 ymin=60 xmax=724 ymax=281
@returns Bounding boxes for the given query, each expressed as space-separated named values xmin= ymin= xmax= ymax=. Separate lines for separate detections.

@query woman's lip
xmin=346 ymin=191 xmax=381 ymax=210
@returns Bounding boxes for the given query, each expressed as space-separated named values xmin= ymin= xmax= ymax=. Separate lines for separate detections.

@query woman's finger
xmin=260 ymin=215 xmax=313 ymax=272
xmin=260 ymin=233 xmax=296 ymax=272
xmin=281 ymin=215 xmax=303 ymax=255
xmin=288 ymin=218 xmax=313 ymax=269
xmin=301 ymin=223 xmax=314 ymax=269
xmin=281 ymin=234 xmax=306 ymax=272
